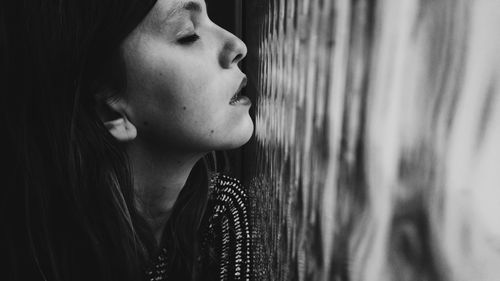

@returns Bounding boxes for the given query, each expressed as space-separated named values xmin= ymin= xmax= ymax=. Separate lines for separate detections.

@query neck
xmin=127 ymin=140 xmax=205 ymax=245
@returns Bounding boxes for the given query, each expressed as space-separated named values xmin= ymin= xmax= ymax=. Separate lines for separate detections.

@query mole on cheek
xmin=210 ymin=130 xmax=214 ymax=135
xmin=183 ymin=106 xmax=187 ymax=111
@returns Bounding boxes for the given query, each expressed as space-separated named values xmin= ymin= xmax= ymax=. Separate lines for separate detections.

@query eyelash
xmin=178 ymin=34 xmax=200 ymax=44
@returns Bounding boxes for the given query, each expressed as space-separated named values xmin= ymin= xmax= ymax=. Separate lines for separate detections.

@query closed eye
xmin=177 ymin=34 xmax=200 ymax=44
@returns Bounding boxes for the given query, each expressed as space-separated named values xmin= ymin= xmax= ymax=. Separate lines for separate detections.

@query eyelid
xmin=177 ymin=33 xmax=200 ymax=44
xmin=173 ymin=20 xmax=199 ymax=44
xmin=175 ymin=26 xmax=195 ymax=37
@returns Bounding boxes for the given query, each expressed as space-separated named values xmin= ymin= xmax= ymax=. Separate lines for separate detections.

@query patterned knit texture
xmin=145 ymin=174 xmax=253 ymax=281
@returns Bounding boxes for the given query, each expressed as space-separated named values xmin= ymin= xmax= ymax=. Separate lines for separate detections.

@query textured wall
xmin=245 ymin=1 xmax=500 ymax=280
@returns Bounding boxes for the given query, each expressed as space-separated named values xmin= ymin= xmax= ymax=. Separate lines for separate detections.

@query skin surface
xmin=104 ymin=0 xmax=251 ymax=243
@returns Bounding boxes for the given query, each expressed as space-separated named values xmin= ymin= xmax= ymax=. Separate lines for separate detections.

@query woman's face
xmin=120 ymin=0 xmax=252 ymax=153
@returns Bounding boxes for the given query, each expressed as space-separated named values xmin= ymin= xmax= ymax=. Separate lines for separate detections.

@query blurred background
xmin=210 ymin=1 xmax=500 ymax=281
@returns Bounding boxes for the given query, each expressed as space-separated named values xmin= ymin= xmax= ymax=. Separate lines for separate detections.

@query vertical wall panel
xmin=244 ymin=0 xmax=500 ymax=280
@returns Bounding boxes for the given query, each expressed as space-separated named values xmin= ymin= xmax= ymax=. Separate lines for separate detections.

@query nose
xmin=218 ymin=27 xmax=248 ymax=69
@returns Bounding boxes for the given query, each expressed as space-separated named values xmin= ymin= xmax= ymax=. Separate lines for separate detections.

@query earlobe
xmin=96 ymin=94 xmax=137 ymax=142
xmin=104 ymin=117 xmax=137 ymax=142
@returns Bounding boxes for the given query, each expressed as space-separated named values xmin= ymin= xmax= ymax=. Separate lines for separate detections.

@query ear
xmin=97 ymin=96 xmax=137 ymax=142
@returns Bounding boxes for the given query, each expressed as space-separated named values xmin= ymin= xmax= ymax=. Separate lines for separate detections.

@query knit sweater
xmin=145 ymin=174 xmax=252 ymax=281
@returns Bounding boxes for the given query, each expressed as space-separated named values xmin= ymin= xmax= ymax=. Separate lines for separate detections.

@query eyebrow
xmin=167 ymin=1 xmax=203 ymax=19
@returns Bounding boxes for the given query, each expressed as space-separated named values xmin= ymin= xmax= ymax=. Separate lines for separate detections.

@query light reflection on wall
xmin=245 ymin=0 xmax=500 ymax=280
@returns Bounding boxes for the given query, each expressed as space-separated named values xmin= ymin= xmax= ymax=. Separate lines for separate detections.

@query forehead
xmin=153 ymin=0 xmax=206 ymax=22
xmin=136 ymin=0 xmax=206 ymax=34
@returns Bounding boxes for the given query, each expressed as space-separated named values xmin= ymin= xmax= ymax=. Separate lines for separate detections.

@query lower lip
xmin=230 ymin=96 xmax=252 ymax=106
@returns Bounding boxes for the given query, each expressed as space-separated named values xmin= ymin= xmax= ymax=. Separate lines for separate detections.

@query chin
xmin=220 ymin=118 xmax=254 ymax=150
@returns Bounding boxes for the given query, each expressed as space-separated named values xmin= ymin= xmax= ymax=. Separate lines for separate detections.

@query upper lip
xmin=234 ymin=76 xmax=247 ymax=97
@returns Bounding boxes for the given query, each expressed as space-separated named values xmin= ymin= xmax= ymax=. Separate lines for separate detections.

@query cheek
xmin=178 ymin=95 xmax=225 ymax=135
xmin=151 ymin=65 xmax=227 ymax=131
xmin=128 ymin=72 xmax=222 ymax=145
xmin=123 ymin=41 xmax=248 ymax=150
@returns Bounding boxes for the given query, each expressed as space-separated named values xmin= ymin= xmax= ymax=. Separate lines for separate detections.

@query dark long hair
xmin=1 ymin=1 xmax=211 ymax=280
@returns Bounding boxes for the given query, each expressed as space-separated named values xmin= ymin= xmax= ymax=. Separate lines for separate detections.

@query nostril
xmin=233 ymin=53 xmax=243 ymax=64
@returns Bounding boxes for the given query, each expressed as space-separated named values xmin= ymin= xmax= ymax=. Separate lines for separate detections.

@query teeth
xmin=230 ymin=92 xmax=241 ymax=104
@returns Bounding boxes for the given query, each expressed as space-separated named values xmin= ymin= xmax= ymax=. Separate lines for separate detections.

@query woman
xmin=1 ymin=0 xmax=253 ymax=280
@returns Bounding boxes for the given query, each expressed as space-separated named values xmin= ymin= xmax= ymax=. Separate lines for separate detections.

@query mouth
xmin=229 ymin=76 xmax=250 ymax=105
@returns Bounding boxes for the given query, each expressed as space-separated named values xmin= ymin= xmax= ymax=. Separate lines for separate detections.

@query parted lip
xmin=230 ymin=76 xmax=248 ymax=103
xmin=237 ymin=76 xmax=247 ymax=94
